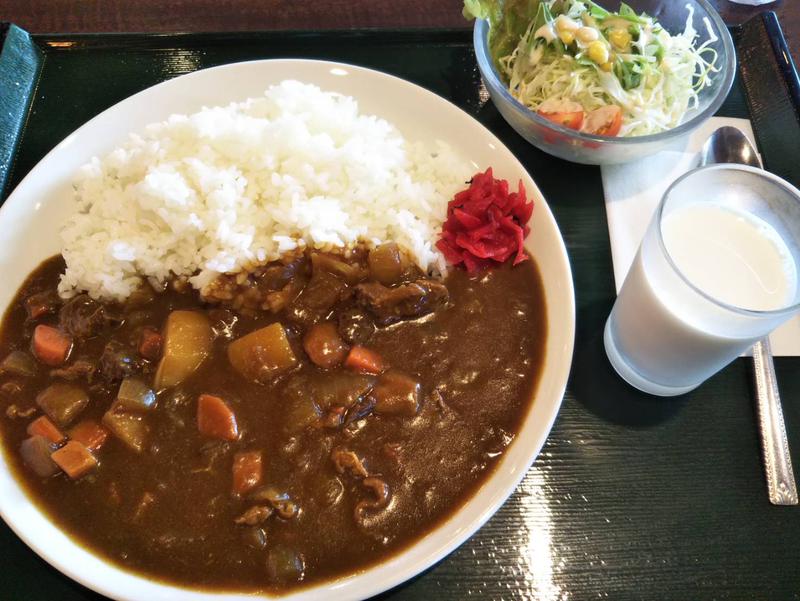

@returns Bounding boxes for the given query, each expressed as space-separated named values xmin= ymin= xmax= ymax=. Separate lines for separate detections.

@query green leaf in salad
xmin=594 ymin=2 xmax=649 ymax=26
xmin=614 ymin=59 xmax=643 ymax=90
xmin=549 ymin=0 xmax=566 ymax=16
xmin=531 ymin=2 xmax=553 ymax=33
xmin=524 ymin=3 xmax=551 ymax=53
xmin=645 ymin=39 xmax=665 ymax=63
xmin=463 ymin=0 xmax=496 ymax=20
xmin=585 ymin=0 xmax=610 ymax=19
xmin=463 ymin=0 xmax=543 ymax=70
xmin=618 ymin=3 xmax=637 ymax=18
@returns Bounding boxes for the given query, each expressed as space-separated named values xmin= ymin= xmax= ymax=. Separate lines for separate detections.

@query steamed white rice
xmin=59 ymin=80 xmax=470 ymax=301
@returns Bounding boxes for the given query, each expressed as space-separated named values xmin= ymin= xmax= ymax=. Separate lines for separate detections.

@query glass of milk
xmin=605 ymin=164 xmax=800 ymax=396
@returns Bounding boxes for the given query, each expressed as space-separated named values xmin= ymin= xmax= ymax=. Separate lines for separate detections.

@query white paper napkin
xmin=601 ymin=116 xmax=800 ymax=357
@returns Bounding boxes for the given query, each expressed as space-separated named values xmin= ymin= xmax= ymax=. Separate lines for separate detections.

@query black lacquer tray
xmin=1 ymin=14 xmax=799 ymax=600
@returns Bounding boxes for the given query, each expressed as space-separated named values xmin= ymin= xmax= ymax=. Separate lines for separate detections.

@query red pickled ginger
xmin=436 ymin=168 xmax=533 ymax=272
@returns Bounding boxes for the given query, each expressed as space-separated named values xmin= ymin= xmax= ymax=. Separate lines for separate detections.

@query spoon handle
xmin=752 ymin=338 xmax=798 ymax=505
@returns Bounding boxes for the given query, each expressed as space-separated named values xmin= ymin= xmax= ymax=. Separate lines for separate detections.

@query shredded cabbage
xmin=491 ymin=0 xmax=719 ymax=136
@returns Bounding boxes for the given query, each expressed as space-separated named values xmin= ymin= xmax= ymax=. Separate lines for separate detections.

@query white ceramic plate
xmin=0 ymin=59 xmax=575 ymax=601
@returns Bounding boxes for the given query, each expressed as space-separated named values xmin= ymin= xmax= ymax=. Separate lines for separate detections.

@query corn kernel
xmin=608 ymin=29 xmax=632 ymax=50
xmin=601 ymin=61 xmax=614 ymax=72
xmin=558 ymin=30 xmax=575 ymax=45
xmin=587 ymin=41 xmax=609 ymax=65
xmin=576 ymin=26 xmax=599 ymax=43
xmin=555 ymin=14 xmax=579 ymax=33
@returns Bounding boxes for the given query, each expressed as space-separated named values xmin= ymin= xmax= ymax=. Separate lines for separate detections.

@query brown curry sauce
xmin=0 ymin=253 xmax=546 ymax=592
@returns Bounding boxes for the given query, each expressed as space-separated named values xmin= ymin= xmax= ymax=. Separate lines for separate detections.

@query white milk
xmin=605 ymin=202 xmax=799 ymax=395
xmin=663 ymin=204 xmax=797 ymax=311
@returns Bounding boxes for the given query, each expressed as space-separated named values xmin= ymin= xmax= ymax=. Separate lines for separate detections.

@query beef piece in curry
xmin=0 ymin=243 xmax=546 ymax=592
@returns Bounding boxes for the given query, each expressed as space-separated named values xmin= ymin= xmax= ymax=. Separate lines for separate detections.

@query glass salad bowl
xmin=474 ymin=0 xmax=736 ymax=165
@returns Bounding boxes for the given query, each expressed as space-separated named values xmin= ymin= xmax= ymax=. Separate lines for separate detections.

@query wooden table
xmin=0 ymin=0 xmax=796 ymax=61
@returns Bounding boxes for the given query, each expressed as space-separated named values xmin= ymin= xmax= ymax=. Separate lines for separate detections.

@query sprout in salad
xmin=465 ymin=0 xmax=719 ymax=137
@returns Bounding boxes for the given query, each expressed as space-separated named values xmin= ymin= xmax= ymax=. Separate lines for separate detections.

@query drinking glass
xmin=604 ymin=164 xmax=800 ymax=396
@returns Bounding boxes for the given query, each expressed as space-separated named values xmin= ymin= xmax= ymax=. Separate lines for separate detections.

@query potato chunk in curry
xmin=154 ymin=310 xmax=213 ymax=390
xmin=227 ymin=323 xmax=297 ymax=382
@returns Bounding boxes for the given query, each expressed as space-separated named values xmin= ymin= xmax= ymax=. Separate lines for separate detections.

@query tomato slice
xmin=537 ymin=109 xmax=584 ymax=130
xmin=536 ymin=98 xmax=585 ymax=131
xmin=582 ymin=105 xmax=623 ymax=137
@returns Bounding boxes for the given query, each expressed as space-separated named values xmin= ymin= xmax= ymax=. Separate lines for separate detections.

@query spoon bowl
xmin=700 ymin=126 xmax=762 ymax=168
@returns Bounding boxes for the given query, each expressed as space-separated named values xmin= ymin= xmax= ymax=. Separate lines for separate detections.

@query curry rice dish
xmin=0 ymin=81 xmax=547 ymax=593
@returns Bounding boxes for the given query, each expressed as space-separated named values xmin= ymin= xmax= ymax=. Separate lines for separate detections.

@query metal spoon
xmin=701 ymin=126 xmax=798 ymax=506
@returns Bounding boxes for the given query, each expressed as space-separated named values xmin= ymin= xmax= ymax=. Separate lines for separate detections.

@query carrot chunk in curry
xmin=197 ymin=394 xmax=239 ymax=441
xmin=26 ymin=416 xmax=65 ymax=444
xmin=51 ymin=441 xmax=97 ymax=480
xmin=344 ymin=345 xmax=385 ymax=375
xmin=68 ymin=419 xmax=109 ymax=452
xmin=32 ymin=325 xmax=72 ymax=366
